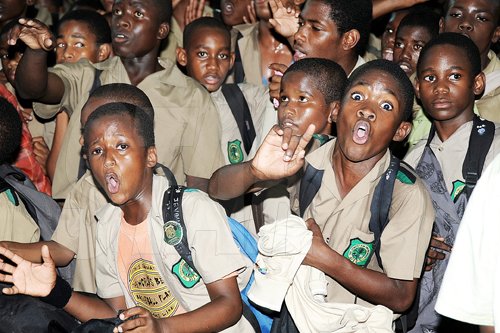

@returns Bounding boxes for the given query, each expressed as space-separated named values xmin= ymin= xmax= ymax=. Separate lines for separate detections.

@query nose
xmin=357 ymin=108 xmax=376 ymax=121
xmin=294 ymin=24 xmax=307 ymax=44
xmin=206 ymin=56 xmax=218 ymax=69
xmin=401 ymin=45 xmax=412 ymax=60
xmin=104 ymin=151 xmax=116 ymax=168
xmin=459 ymin=19 xmax=473 ymax=32
xmin=63 ymin=47 xmax=73 ymax=61
xmin=434 ymin=79 xmax=449 ymax=94
xmin=115 ymin=12 xmax=130 ymax=29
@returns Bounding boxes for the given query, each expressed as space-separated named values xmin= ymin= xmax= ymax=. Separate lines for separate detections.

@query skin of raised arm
xmin=116 ymin=277 xmax=243 ymax=333
xmin=9 ymin=18 xmax=65 ymax=103
xmin=0 ymin=240 xmax=75 ymax=267
xmin=303 ymin=219 xmax=418 ymax=312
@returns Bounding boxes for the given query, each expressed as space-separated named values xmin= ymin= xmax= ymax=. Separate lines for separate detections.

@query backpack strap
xmin=221 ymin=84 xmax=256 ymax=155
xmin=233 ymin=32 xmax=245 ymax=84
xmin=368 ymin=154 xmax=400 ymax=269
xmin=462 ymin=115 xmax=495 ymax=199
xmin=299 ymin=164 xmax=324 ymax=218
xmin=154 ymin=163 xmax=178 ymax=187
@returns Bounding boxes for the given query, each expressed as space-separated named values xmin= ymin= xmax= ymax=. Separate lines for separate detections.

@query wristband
xmin=40 ymin=275 xmax=72 ymax=308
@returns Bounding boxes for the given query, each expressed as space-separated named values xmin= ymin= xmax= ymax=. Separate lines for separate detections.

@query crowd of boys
xmin=0 ymin=0 xmax=499 ymax=332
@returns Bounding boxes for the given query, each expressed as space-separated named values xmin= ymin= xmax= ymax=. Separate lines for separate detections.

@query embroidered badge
xmin=172 ymin=258 xmax=200 ymax=288
xmin=163 ymin=220 xmax=183 ymax=246
xmin=343 ymin=238 xmax=374 ymax=266
xmin=227 ymin=139 xmax=244 ymax=164
xmin=451 ymin=180 xmax=465 ymax=202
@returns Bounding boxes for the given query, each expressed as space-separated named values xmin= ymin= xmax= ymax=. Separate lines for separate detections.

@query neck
xmin=331 ymin=143 xmax=385 ymax=199
xmin=120 ymin=51 xmax=162 ymax=86
xmin=121 ymin=174 xmax=154 ymax=225
xmin=434 ymin=112 xmax=474 ymax=142
xmin=481 ymin=50 xmax=491 ymax=70
xmin=338 ymin=54 xmax=358 ymax=76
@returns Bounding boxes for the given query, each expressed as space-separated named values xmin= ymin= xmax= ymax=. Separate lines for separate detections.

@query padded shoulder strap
xmin=369 ymin=155 xmax=400 ymax=269
xmin=299 ymin=164 xmax=324 ymax=217
xmin=462 ymin=116 xmax=495 ymax=199
xmin=154 ymin=163 xmax=178 ymax=187
xmin=233 ymin=32 xmax=245 ymax=84
xmin=221 ymin=84 xmax=256 ymax=155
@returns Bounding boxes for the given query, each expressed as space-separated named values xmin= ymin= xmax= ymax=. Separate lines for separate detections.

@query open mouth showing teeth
xmin=105 ymin=173 xmax=120 ymax=194
xmin=353 ymin=120 xmax=370 ymax=145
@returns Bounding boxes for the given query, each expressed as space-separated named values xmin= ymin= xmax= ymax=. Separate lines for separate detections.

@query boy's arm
xmin=372 ymin=0 xmax=429 ymax=19
xmin=0 ymin=240 xmax=75 ymax=267
xmin=268 ymin=0 xmax=299 ymax=46
xmin=303 ymin=219 xmax=418 ymax=313
xmin=116 ymin=277 xmax=243 ymax=333
xmin=208 ymin=124 xmax=315 ymax=200
xmin=8 ymin=18 xmax=65 ymax=103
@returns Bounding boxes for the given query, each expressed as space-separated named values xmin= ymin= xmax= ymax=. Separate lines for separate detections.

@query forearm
xmin=158 ymin=290 xmax=242 ymax=332
xmin=372 ymin=0 xmax=427 ymax=19
xmin=186 ymin=175 xmax=209 ymax=193
xmin=0 ymin=240 xmax=75 ymax=266
xmin=15 ymin=48 xmax=63 ymax=103
xmin=308 ymin=243 xmax=417 ymax=312
xmin=64 ymin=292 xmax=117 ymax=322
xmin=208 ymin=161 xmax=260 ymax=200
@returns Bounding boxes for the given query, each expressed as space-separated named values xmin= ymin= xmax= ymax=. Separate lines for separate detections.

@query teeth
xmin=116 ymin=34 xmax=125 ymax=38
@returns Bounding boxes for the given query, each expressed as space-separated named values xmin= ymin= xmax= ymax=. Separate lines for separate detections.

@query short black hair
xmin=83 ymin=102 xmax=155 ymax=155
xmin=283 ymin=58 xmax=347 ymax=105
xmin=396 ymin=10 xmax=440 ymax=41
xmin=345 ymin=59 xmax=415 ymax=122
xmin=417 ymin=32 xmax=482 ymax=77
xmin=317 ymin=0 xmax=372 ymax=55
xmin=183 ymin=17 xmax=230 ymax=50
xmin=58 ymin=9 xmax=111 ymax=44
xmin=152 ymin=0 xmax=173 ymax=24
xmin=0 ymin=98 xmax=22 ymax=165
xmin=87 ymin=83 xmax=154 ymax=120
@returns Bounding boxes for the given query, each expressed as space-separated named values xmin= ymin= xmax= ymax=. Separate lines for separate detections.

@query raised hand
xmin=114 ymin=307 xmax=162 ymax=333
xmin=268 ymin=0 xmax=299 ymax=38
xmin=184 ymin=0 xmax=207 ymax=27
xmin=0 ymin=245 xmax=56 ymax=297
xmin=268 ymin=62 xmax=288 ymax=102
xmin=243 ymin=0 xmax=257 ymax=24
xmin=250 ymin=124 xmax=315 ymax=181
xmin=7 ymin=18 xmax=55 ymax=51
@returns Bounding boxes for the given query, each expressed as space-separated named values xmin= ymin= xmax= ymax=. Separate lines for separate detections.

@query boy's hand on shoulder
xmin=268 ymin=0 xmax=299 ymax=38
xmin=8 ymin=18 xmax=55 ymax=51
xmin=113 ymin=307 xmax=164 ymax=333
xmin=424 ymin=236 xmax=452 ymax=271
xmin=251 ymin=124 xmax=314 ymax=180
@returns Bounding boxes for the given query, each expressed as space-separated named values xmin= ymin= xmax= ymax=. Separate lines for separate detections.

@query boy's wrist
xmin=40 ymin=275 xmax=72 ymax=308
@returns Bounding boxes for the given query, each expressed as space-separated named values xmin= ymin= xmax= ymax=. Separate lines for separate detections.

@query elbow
xmin=226 ymin=297 xmax=243 ymax=328
xmin=389 ymin=289 xmax=417 ymax=313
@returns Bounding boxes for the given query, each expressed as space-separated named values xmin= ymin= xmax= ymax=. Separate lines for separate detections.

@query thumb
xmin=42 ymin=37 xmax=53 ymax=50
xmin=41 ymin=245 xmax=54 ymax=265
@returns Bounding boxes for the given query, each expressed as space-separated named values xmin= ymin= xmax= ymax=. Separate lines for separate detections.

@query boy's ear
xmin=438 ymin=17 xmax=445 ymax=33
xmin=414 ymin=78 xmax=421 ymax=100
xmin=97 ymin=43 xmax=112 ymax=62
xmin=330 ymin=101 xmax=341 ymax=122
xmin=492 ymin=26 xmax=500 ymax=44
xmin=473 ymin=72 xmax=486 ymax=96
xmin=176 ymin=47 xmax=188 ymax=66
xmin=157 ymin=22 xmax=170 ymax=40
xmin=147 ymin=146 xmax=158 ymax=168
xmin=328 ymin=101 xmax=340 ymax=123
xmin=229 ymin=52 xmax=236 ymax=71
xmin=341 ymin=29 xmax=360 ymax=51
xmin=393 ymin=121 xmax=412 ymax=142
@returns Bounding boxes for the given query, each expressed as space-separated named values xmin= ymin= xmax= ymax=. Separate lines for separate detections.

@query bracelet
xmin=40 ymin=275 xmax=72 ymax=308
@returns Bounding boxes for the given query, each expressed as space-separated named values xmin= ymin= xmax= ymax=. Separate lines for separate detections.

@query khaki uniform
xmin=34 ymin=57 xmax=224 ymax=199
xmin=51 ymin=171 xmax=108 ymax=293
xmin=0 ymin=191 xmax=39 ymax=243
xmin=228 ymin=23 xmax=263 ymax=86
xmin=96 ymin=175 xmax=254 ymax=332
xmin=404 ymin=121 xmax=500 ymax=195
xmin=477 ymin=50 xmax=500 ymax=122
xmin=211 ymin=83 xmax=290 ymax=234
xmin=301 ymin=140 xmax=434 ymax=307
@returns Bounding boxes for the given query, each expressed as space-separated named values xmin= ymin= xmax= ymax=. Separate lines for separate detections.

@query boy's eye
xmin=423 ymin=75 xmax=436 ymax=82
xmin=134 ymin=11 xmax=144 ymax=18
xmin=381 ymin=102 xmax=393 ymax=111
xmin=298 ymin=18 xmax=304 ymax=26
xmin=56 ymin=42 xmax=66 ymax=48
xmin=218 ymin=53 xmax=229 ymax=60
xmin=413 ymin=44 xmax=423 ymax=51
xmin=113 ymin=8 xmax=122 ymax=15
xmin=385 ymin=27 xmax=394 ymax=34
xmin=476 ymin=15 xmax=488 ymax=22
xmin=351 ymin=92 xmax=363 ymax=101
xmin=299 ymin=96 xmax=309 ymax=102
xmin=394 ymin=41 xmax=403 ymax=49
xmin=91 ymin=147 xmax=103 ymax=155
xmin=449 ymin=73 xmax=462 ymax=80
xmin=0 ymin=54 xmax=8 ymax=60
xmin=312 ymin=24 xmax=322 ymax=31
xmin=74 ymin=42 xmax=85 ymax=48
xmin=197 ymin=51 xmax=208 ymax=58
xmin=449 ymin=10 xmax=461 ymax=18
xmin=280 ymin=96 xmax=289 ymax=102
xmin=117 ymin=143 xmax=129 ymax=151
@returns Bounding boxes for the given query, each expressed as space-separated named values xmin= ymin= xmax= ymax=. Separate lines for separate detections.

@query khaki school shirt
xmin=404 ymin=121 xmax=500 ymax=196
xmin=95 ymin=175 xmax=254 ymax=332
xmin=228 ymin=23 xmax=262 ymax=86
xmin=477 ymin=50 xmax=500 ymax=122
xmin=34 ymin=57 xmax=224 ymax=199
xmin=50 ymin=170 xmax=108 ymax=293
xmin=301 ymin=140 xmax=434 ymax=307
xmin=0 ymin=191 xmax=39 ymax=243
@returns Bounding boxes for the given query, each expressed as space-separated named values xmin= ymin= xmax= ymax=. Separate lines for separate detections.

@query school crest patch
xmin=172 ymin=258 xmax=200 ymax=288
xmin=163 ymin=220 xmax=183 ymax=246
xmin=227 ymin=139 xmax=244 ymax=164
xmin=343 ymin=238 xmax=374 ymax=266
xmin=451 ymin=180 xmax=465 ymax=203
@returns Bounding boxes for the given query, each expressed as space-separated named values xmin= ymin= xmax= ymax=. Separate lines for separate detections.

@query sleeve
xmin=95 ymin=213 xmax=124 ymax=299
xmin=182 ymin=190 xmax=248 ymax=284
xmin=180 ymin=87 xmax=225 ymax=179
xmin=50 ymin=185 xmax=83 ymax=254
xmin=435 ymin=156 xmax=500 ymax=326
xmin=33 ymin=61 xmax=95 ymax=119
xmin=379 ymin=179 xmax=435 ymax=280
